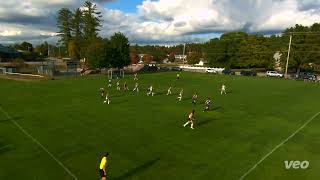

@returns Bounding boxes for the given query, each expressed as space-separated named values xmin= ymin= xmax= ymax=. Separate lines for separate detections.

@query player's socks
xmin=183 ymin=122 xmax=189 ymax=127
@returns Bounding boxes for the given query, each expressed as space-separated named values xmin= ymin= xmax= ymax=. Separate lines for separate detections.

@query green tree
xmin=85 ymin=38 xmax=106 ymax=69
xmin=82 ymin=1 xmax=102 ymax=42
xmin=71 ymin=8 xmax=84 ymax=60
xmin=57 ymin=8 xmax=73 ymax=48
xmin=187 ymin=52 xmax=201 ymax=64
xmin=109 ymin=32 xmax=130 ymax=68
xmin=68 ymin=40 xmax=78 ymax=60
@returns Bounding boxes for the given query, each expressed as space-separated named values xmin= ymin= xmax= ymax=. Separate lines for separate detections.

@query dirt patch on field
xmin=0 ymin=74 xmax=47 ymax=82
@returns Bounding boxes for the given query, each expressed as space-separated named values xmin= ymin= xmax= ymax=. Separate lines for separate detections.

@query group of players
xmin=98 ymin=73 xmax=227 ymax=130
xmin=98 ymin=72 xmax=227 ymax=179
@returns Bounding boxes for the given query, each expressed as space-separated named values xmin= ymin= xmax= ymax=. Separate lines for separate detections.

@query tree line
xmin=57 ymin=1 xmax=130 ymax=68
xmin=130 ymin=23 xmax=320 ymax=73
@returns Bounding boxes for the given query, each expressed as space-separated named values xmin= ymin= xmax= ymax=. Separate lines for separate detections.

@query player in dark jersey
xmin=183 ymin=109 xmax=195 ymax=129
xmin=99 ymin=88 xmax=105 ymax=99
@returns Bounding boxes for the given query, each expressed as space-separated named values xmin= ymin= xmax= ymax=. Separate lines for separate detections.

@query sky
xmin=0 ymin=0 xmax=320 ymax=45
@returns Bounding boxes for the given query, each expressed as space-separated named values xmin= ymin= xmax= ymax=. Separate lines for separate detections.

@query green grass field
xmin=1 ymin=72 xmax=320 ymax=180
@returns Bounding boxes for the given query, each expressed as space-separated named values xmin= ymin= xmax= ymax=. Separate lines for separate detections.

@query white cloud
xmin=1 ymin=0 xmax=320 ymax=44
xmin=0 ymin=30 xmax=22 ymax=37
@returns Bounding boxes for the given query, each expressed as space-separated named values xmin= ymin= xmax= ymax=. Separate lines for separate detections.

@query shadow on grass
xmin=110 ymin=99 xmax=129 ymax=105
xmin=181 ymin=97 xmax=192 ymax=102
xmin=0 ymin=144 xmax=14 ymax=155
xmin=154 ymin=92 xmax=167 ymax=96
xmin=197 ymin=119 xmax=215 ymax=127
xmin=211 ymin=106 xmax=222 ymax=111
xmin=114 ymin=158 xmax=160 ymax=180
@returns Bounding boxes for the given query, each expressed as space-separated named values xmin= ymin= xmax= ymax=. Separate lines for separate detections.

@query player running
xmin=166 ymin=86 xmax=172 ymax=95
xmin=204 ymin=98 xmax=211 ymax=112
xmin=123 ymin=82 xmax=129 ymax=91
xmin=147 ymin=85 xmax=154 ymax=96
xmin=116 ymin=81 xmax=121 ymax=91
xmin=99 ymin=152 xmax=109 ymax=180
xmin=103 ymin=93 xmax=111 ymax=104
xmin=133 ymin=73 xmax=138 ymax=81
xmin=192 ymin=92 xmax=198 ymax=105
xmin=133 ymin=82 xmax=139 ymax=92
xmin=99 ymin=88 xmax=105 ymax=99
xmin=221 ymin=84 xmax=226 ymax=95
xmin=183 ymin=110 xmax=195 ymax=129
xmin=177 ymin=89 xmax=183 ymax=101
xmin=108 ymin=79 xmax=112 ymax=88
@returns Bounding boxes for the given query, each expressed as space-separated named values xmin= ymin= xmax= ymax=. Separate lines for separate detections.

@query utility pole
xmin=59 ymin=46 xmax=61 ymax=58
xmin=285 ymin=35 xmax=292 ymax=78
xmin=47 ymin=43 xmax=50 ymax=57
xmin=182 ymin=43 xmax=186 ymax=64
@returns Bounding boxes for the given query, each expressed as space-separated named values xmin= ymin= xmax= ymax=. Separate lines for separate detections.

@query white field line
xmin=0 ymin=106 xmax=78 ymax=180
xmin=239 ymin=111 xmax=320 ymax=180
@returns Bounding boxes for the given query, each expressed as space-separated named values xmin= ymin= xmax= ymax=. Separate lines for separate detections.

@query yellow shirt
xmin=99 ymin=157 xmax=107 ymax=170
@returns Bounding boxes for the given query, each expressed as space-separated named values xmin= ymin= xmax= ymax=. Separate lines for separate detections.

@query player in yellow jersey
xmin=99 ymin=152 xmax=109 ymax=180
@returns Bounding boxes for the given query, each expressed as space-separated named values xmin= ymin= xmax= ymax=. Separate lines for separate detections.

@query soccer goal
xmin=108 ymin=69 xmax=125 ymax=79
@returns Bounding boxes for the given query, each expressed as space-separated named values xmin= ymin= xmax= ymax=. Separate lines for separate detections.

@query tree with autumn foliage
xmin=168 ymin=52 xmax=175 ymax=62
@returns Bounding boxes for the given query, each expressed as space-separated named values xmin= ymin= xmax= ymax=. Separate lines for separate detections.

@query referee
xmin=99 ymin=152 xmax=109 ymax=180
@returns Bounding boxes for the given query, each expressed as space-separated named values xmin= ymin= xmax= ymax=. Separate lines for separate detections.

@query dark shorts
xmin=99 ymin=169 xmax=106 ymax=177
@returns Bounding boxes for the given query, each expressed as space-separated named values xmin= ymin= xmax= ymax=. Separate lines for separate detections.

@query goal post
xmin=120 ymin=69 xmax=124 ymax=78
xmin=107 ymin=69 xmax=124 ymax=79
xmin=107 ymin=69 xmax=113 ymax=79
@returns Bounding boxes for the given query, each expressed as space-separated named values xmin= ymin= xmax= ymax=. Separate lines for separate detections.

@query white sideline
xmin=0 ymin=106 xmax=78 ymax=180
xmin=239 ymin=111 xmax=320 ymax=180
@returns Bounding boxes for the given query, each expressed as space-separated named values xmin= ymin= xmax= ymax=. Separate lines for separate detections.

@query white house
xmin=195 ymin=59 xmax=207 ymax=66
xmin=175 ymin=55 xmax=187 ymax=61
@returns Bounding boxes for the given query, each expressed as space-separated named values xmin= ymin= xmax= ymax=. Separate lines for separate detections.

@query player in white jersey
xmin=221 ymin=84 xmax=226 ymax=95
xmin=192 ymin=92 xmax=198 ymax=105
xmin=116 ymin=81 xmax=120 ymax=91
xmin=177 ymin=89 xmax=183 ymax=101
xmin=108 ymin=79 xmax=112 ymax=88
xmin=204 ymin=98 xmax=211 ymax=112
xmin=133 ymin=82 xmax=139 ymax=92
xmin=133 ymin=73 xmax=138 ymax=81
xmin=103 ymin=93 xmax=111 ymax=105
xmin=166 ymin=86 xmax=172 ymax=95
xmin=147 ymin=85 xmax=154 ymax=96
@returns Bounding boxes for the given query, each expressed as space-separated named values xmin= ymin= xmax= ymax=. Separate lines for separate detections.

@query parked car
xmin=171 ymin=67 xmax=182 ymax=71
xmin=222 ymin=69 xmax=235 ymax=75
xmin=297 ymin=72 xmax=317 ymax=81
xmin=159 ymin=67 xmax=170 ymax=72
xmin=240 ymin=70 xmax=257 ymax=76
xmin=206 ymin=68 xmax=217 ymax=73
xmin=266 ymin=71 xmax=284 ymax=78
